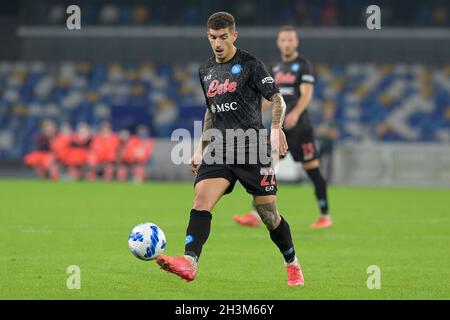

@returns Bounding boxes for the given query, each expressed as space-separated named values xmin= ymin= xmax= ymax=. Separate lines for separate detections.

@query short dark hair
xmin=278 ymin=25 xmax=297 ymax=36
xmin=207 ymin=11 xmax=235 ymax=31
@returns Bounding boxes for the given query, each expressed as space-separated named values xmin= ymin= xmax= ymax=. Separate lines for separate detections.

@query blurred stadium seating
xmin=20 ymin=0 xmax=450 ymax=27
xmin=0 ymin=0 xmax=449 ymax=186
xmin=0 ymin=61 xmax=449 ymax=159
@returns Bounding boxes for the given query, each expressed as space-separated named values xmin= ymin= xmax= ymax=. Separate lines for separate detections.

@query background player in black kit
xmin=156 ymin=12 xmax=304 ymax=287
xmin=234 ymin=25 xmax=332 ymax=229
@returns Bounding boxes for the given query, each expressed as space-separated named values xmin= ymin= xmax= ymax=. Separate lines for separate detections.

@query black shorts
xmin=194 ymin=163 xmax=277 ymax=196
xmin=284 ymin=123 xmax=319 ymax=163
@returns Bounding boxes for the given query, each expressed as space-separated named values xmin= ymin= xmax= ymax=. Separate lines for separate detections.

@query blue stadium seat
xmin=0 ymin=61 xmax=449 ymax=159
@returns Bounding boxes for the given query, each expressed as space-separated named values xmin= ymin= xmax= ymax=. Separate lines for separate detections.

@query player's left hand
xmin=189 ymin=150 xmax=203 ymax=175
xmin=284 ymin=111 xmax=300 ymax=130
xmin=270 ymin=127 xmax=288 ymax=158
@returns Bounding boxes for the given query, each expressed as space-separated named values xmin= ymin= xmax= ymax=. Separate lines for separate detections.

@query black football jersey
xmin=199 ymin=48 xmax=279 ymax=158
xmin=272 ymin=55 xmax=315 ymax=127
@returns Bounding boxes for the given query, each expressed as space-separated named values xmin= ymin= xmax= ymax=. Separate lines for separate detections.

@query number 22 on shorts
xmin=260 ymin=167 xmax=276 ymax=187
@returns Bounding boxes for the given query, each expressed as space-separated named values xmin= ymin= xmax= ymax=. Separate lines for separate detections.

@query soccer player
xmin=156 ymin=12 xmax=304 ymax=286
xmin=63 ymin=122 xmax=92 ymax=180
xmin=233 ymin=26 xmax=332 ymax=229
xmin=24 ymin=119 xmax=58 ymax=180
xmin=49 ymin=121 xmax=73 ymax=180
xmin=116 ymin=129 xmax=132 ymax=182
xmin=116 ymin=125 xmax=154 ymax=183
xmin=87 ymin=121 xmax=119 ymax=181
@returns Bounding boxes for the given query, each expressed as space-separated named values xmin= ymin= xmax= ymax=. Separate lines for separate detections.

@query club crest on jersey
xmin=291 ymin=63 xmax=301 ymax=72
xmin=185 ymin=235 xmax=194 ymax=245
xmin=231 ymin=64 xmax=242 ymax=75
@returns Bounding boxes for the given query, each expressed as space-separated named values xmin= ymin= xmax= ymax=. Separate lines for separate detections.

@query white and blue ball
xmin=128 ymin=223 xmax=166 ymax=260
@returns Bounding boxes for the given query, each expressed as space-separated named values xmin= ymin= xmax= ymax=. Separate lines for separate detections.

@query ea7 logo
xmin=366 ymin=5 xmax=381 ymax=30
xmin=261 ymin=77 xmax=274 ymax=84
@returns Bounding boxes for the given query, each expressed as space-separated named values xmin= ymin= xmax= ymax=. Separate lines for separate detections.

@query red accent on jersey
xmin=274 ymin=72 xmax=297 ymax=85
xmin=206 ymin=79 xmax=237 ymax=97
xmin=260 ymin=172 xmax=276 ymax=187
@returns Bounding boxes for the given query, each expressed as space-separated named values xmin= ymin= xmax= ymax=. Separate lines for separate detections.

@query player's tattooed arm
xmin=190 ymin=109 xmax=212 ymax=174
xmin=269 ymin=93 xmax=286 ymax=129
xmin=269 ymin=93 xmax=288 ymax=156
xmin=200 ymin=108 xmax=213 ymax=152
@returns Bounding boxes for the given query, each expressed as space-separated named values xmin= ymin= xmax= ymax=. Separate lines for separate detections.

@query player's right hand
xmin=189 ymin=151 xmax=203 ymax=175
xmin=284 ymin=111 xmax=300 ymax=130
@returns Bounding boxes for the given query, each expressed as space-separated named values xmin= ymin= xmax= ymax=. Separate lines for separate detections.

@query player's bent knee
xmin=192 ymin=192 xmax=214 ymax=212
xmin=192 ymin=178 xmax=229 ymax=212
xmin=303 ymin=159 xmax=320 ymax=170
xmin=193 ymin=188 xmax=220 ymax=212
xmin=254 ymin=200 xmax=281 ymax=230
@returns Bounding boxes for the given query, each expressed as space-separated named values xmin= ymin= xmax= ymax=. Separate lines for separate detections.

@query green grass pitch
xmin=0 ymin=180 xmax=449 ymax=299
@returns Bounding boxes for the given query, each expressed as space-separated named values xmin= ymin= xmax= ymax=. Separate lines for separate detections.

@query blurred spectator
xmin=417 ymin=5 xmax=432 ymax=26
xmin=184 ymin=5 xmax=200 ymax=24
xmin=116 ymin=129 xmax=131 ymax=181
xmin=117 ymin=125 xmax=154 ymax=183
xmin=321 ymin=0 xmax=338 ymax=26
xmin=100 ymin=4 xmax=120 ymax=24
xmin=292 ymin=0 xmax=311 ymax=26
xmin=48 ymin=5 xmax=65 ymax=24
xmin=433 ymin=6 xmax=448 ymax=25
xmin=376 ymin=122 xmax=395 ymax=140
xmin=50 ymin=121 xmax=73 ymax=179
xmin=63 ymin=122 xmax=92 ymax=180
xmin=22 ymin=121 xmax=155 ymax=183
xmin=132 ymin=5 xmax=150 ymax=24
xmin=23 ymin=119 xmax=59 ymax=180
xmin=234 ymin=1 xmax=257 ymax=24
xmin=87 ymin=121 xmax=120 ymax=181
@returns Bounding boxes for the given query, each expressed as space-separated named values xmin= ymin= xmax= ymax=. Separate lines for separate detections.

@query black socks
xmin=185 ymin=209 xmax=296 ymax=264
xmin=184 ymin=209 xmax=212 ymax=262
xmin=306 ymin=167 xmax=329 ymax=215
xmin=269 ymin=216 xmax=296 ymax=263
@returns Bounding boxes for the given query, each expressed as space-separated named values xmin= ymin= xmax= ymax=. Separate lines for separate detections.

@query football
xmin=128 ymin=223 xmax=166 ymax=260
